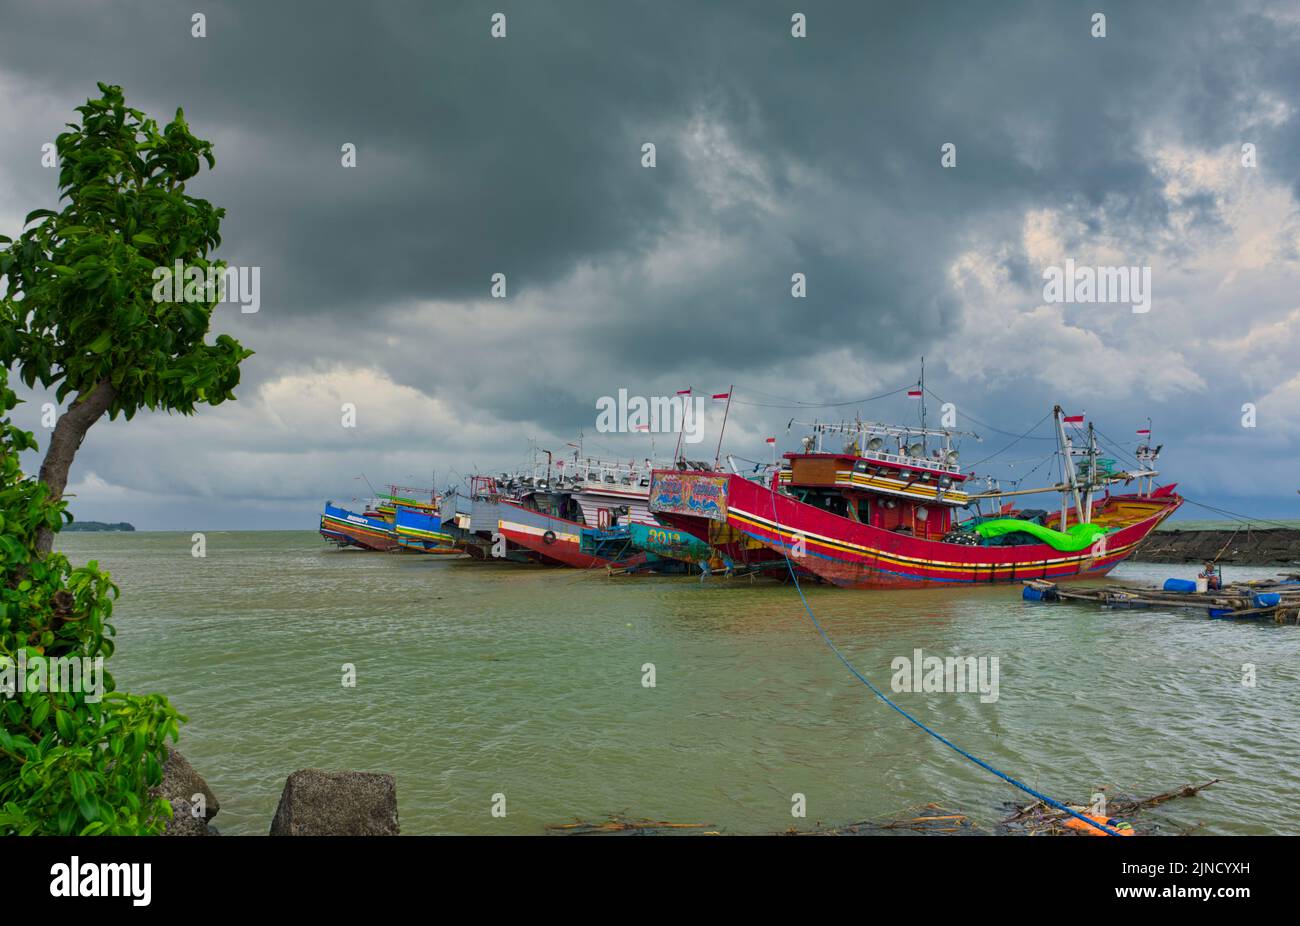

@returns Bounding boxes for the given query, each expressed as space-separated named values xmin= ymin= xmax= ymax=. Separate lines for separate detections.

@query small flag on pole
xmin=907 ymin=388 xmax=923 ymax=399
xmin=765 ymin=437 xmax=776 ymax=444
xmin=712 ymin=392 xmax=730 ymax=401
xmin=676 ymin=388 xmax=692 ymax=395
xmin=1136 ymin=428 xmax=1151 ymax=435
xmin=1063 ymin=414 xmax=1085 ymax=424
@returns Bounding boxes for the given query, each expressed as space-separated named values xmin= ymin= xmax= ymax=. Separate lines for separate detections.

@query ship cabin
xmin=494 ymin=470 xmax=588 ymax=523
xmin=777 ymin=424 xmax=970 ymax=541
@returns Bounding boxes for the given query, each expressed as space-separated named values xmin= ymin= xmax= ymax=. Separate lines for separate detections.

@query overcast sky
xmin=2 ymin=0 xmax=1299 ymax=529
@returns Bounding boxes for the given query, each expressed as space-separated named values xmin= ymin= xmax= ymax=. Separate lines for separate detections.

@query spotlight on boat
xmin=867 ymin=437 xmax=884 ymax=452
xmin=908 ymin=443 xmax=923 ymax=457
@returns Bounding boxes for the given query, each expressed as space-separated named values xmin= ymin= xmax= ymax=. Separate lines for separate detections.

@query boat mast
xmin=1140 ymin=416 xmax=1152 ymax=496
xmin=1081 ymin=422 xmax=1097 ymax=524
xmin=1053 ymin=406 xmax=1085 ymax=526
xmin=713 ymin=384 xmax=733 ymax=472
xmin=672 ymin=386 xmax=691 ymax=464
xmin=919 ymin=357 xmax=927 ymax=456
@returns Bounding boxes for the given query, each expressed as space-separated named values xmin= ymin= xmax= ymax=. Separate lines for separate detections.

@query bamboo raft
xmin=1023 ymin=574 xmax=1300 ymax=623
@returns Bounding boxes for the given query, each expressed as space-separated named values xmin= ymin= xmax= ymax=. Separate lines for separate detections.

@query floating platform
xmin=1022 ymin=575 xmax=1300 ymax=623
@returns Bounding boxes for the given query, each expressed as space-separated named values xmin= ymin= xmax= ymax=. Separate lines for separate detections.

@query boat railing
xmin=858 ymin=448 xmax=961 ymax=475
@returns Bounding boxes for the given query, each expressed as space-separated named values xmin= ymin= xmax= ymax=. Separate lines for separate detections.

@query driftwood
xmin=1000 ymin=780 xmax=1219 ymax=836
xmin=545 ymin=815 xmax=713 ymax=835
xmin=547 ymin=783 xmax=1218 ymax=836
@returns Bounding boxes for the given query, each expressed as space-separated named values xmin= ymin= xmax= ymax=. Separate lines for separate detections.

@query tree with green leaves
xmin=0 ymin=82 xmax=252 ymax=554
xmin=0 ymin=84 xmax=250 ymax=833
xmin=0 ymin=367 xmax=184 ymax=834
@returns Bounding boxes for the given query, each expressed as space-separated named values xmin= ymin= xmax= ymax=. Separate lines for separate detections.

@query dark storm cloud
xmin=5 ymin=1 xmax=1272 ymax=332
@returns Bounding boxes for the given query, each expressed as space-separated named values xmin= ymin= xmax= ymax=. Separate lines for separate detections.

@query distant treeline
xmin=63 ymin=521 xmax=136 ymax=532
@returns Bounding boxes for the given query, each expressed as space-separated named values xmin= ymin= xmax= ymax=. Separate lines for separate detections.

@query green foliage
xmin=0 ymin=82 xmax=251 ymax=417
xmin=0 ymin=369 xmax=184 ymax=834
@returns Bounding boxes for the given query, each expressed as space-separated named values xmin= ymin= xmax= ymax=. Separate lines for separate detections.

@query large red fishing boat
xmin=650 ymin=407 xmax=1180 ymax=589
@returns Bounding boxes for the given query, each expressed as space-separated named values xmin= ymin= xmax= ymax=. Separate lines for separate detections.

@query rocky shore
xmin=1134 ymin=528 xmax=1300 ymax=566
xmin=152 ymin=748 xmax=399 ymax=836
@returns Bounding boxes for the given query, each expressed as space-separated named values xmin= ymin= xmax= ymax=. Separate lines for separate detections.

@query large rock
xmin=147 ymin=749 xmax=220 ymax=835
xmin=164 ymin=798 xmax=217 ymax=836
xmin=269 ymin=770 xmax=399 ymax=836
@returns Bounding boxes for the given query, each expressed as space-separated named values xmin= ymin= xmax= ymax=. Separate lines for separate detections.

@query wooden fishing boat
xmin=565 ymin=458 xmax=659 ymax=528
xmin=496 ymin=491 xmax=648 ymax=570
xmin=319 ymin=502 xmax=399 ymax=552
xmin=650 ymin=407 xmax=1181 ymax=589
xmin=436 ymin=476 xmax=548 ymax=563
xmin=393 ymin=503 xmax=460 ymax=555
xmin=321 ymin=484 xmax=457 ymax=554
xmin=627 ymin=521 xmax=713 ymax=565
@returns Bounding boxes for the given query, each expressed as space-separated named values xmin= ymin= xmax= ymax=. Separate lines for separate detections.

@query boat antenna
xmin=919 ymin=356 xmax=927 ymax=455
xmin=713 ymin=384 xmax=734 ymax=472
xmin=673 ymin=386 xmax=691 ymax=463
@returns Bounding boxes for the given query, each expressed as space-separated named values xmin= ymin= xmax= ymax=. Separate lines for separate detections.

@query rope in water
xmin=766 ymin=491 xmax=1124 ymax=837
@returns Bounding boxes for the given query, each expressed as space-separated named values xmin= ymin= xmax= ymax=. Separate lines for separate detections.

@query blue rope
xmin=767 ymin=493 xmax=1124 ymax=837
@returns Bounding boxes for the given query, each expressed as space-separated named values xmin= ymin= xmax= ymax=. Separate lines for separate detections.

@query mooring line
xmin=766 ymin=490 xmax=1124 ymax=837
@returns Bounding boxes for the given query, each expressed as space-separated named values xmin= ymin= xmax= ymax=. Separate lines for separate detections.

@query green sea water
xmin=56 ymin=531 xmax=1300 ymax=836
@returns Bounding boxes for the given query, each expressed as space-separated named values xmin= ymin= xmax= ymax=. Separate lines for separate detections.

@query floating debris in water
xmin=549 ymin=782 xmax=1220 ymax=836
xmin=1001 ymin=780 xmax=1219 ymax=836
xmin=545 ymin=815 xmax=713 ymax=836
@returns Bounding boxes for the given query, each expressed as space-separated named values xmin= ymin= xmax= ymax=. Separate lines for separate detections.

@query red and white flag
xmin=907 ymin=388 xmax=922 ymax=399
xmin=712 ymin=392 xmax=730 ymax=401
xmin=676 ymin=388 xmax=692 ymax=395
xmin=1063 ymin=414 xmax=1085 ymax=424
xmin=765 ymin=437 xmax=776 ymax=444
xmin=1136 ymin=428 xmax=1151 ymax=435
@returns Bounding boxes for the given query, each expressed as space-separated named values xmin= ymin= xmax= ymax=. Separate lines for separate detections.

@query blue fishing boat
xmin=393 ymin=504 xmax=460 ymax=555
xmin=319 ymin=501 xmax=399 ymax=551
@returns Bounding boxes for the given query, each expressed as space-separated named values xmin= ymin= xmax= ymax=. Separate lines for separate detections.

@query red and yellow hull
xmin=649 ymin=471 xmax=1181 ymax=589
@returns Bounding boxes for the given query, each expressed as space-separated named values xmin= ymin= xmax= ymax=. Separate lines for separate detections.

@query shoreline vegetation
xmin=63 ymin=520 xmax=135 ymax=532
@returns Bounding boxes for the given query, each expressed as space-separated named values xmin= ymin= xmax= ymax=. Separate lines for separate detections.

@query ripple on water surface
xmin=56 ymin=532 xmax=1300 ymax=835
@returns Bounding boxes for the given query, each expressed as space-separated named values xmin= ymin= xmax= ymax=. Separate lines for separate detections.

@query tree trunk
xmin=35 ymin=378 xmax=117 ymax=555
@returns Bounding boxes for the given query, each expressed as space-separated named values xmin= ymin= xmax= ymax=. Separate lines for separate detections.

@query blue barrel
xmin=1209 ymin=608 xmax=1234 ymax=618
xmin=1163 ymin=578 xmax=1198 ymax=593
xmin=1252 ymin=593 xmax=1281 ymax=609
xmin=1023 ymin=586 xmax=1045 ymax=601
